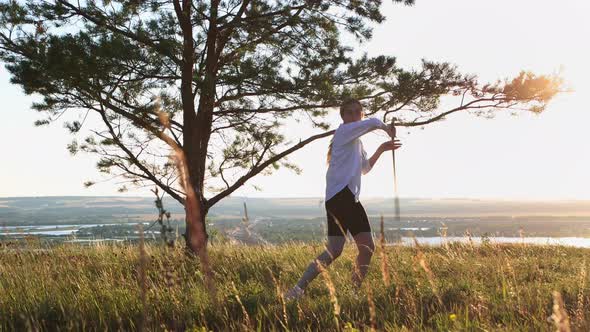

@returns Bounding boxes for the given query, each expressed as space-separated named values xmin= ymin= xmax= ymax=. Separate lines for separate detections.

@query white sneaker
xmin=283 ymin=285 xmax=305 ymax=301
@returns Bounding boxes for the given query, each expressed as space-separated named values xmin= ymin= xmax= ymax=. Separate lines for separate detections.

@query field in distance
xmin=1 ymin=196 xmax=590 ymax=243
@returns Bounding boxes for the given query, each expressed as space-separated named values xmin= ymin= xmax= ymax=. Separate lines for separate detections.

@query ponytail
xmin=326 ymin=137 xmax=334 ymax=165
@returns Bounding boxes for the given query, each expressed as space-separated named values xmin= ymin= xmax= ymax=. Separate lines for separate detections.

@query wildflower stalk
xmin=268 ymin=267 xmax=289 ymax=330
xmin=575 ymin=260 xmax=587 ymax=326
xmin=551 ymin=290 xmax=572 ymax=332
xmin=137 ymin=224 xmax=148 ymax=331
xmin=231 ymin=281 xmax=252 ymax=330
xmin=379 ymin=215 xmax=390 ymax=287
xmin=413 ymin=238 xmax=443 ymax=306
xmin=366 ymin=280 xmax=377 ymax=331
xmin=317 ymin=259 xmax=341 ymax=331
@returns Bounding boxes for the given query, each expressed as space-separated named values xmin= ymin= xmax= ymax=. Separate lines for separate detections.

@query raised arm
xmin=335 ymin=118 xmax=389 ymax=147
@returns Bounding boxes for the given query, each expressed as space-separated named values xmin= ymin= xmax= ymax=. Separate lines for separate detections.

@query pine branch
xmin=207 ymin=129 xmax=334 ymax=208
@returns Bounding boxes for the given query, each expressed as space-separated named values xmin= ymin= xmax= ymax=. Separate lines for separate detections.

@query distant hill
xmin=0 ymin=196 xmax=589 ymax=225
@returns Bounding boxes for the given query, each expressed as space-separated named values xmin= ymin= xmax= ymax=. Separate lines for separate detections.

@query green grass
xmin=1 ymin=240 xmax=589 ymax=331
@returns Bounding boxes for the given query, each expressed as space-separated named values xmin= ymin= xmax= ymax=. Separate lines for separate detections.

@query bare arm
xmin=362 ymin=140 xmax=402 ymax=175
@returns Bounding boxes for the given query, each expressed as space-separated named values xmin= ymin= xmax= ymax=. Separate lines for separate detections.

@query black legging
xmin=326 ymin=185 xmax=371 ymax=236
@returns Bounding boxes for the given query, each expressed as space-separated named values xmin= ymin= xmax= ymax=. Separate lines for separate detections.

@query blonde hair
xmin=327 ymin=98 xmax=362 ymax=164
xmin=326 ymin=137 xmax=334 ymax=164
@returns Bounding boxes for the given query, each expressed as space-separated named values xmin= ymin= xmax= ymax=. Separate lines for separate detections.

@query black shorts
xmin=325 ymin=186 xmax=371 ymax=236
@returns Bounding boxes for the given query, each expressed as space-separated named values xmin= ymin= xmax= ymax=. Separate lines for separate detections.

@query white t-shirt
xmin=325 ymin=117 xmax=388 ymax=202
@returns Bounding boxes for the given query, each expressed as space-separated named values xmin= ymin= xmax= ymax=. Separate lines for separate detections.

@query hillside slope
xmin=1 ymin=242 xmax=589 ymax=331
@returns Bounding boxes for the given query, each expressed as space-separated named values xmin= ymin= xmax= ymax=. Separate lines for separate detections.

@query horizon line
xmin=1 ymin=195 xmax=590 ymax=202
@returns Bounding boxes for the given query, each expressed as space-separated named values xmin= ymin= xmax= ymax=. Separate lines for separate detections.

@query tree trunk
xmin=173 ymin=0 xmax=212 ymax=254
xmin=175 ymin=0 xmax=220 ymax=254
xmin=183 ymin=194 xmax=208 ymax=253
xmin=181 ymin=185 xmax=216 ymax=297
xmin=182 ymin=0 xmax=220 ymax=253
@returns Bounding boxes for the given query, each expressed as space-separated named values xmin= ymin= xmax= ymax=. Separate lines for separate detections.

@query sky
xmin=1 ymin=0 xmax=589 ymax=200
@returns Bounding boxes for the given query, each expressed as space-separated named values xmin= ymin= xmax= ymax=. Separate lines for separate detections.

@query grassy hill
xmin=1 ymin=240 xmax=589 ymax=331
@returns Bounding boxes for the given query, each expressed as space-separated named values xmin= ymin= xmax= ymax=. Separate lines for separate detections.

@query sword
xmin=390 ymin=118 xmax=401 ymax=223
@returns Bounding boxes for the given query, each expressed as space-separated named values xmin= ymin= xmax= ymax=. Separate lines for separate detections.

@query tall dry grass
xmin=1 ymin=238 xmax=589 ymax=331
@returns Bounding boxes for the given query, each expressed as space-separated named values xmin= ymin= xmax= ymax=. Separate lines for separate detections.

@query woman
xmin=285 ymin=98 xmax=401 ymax=300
